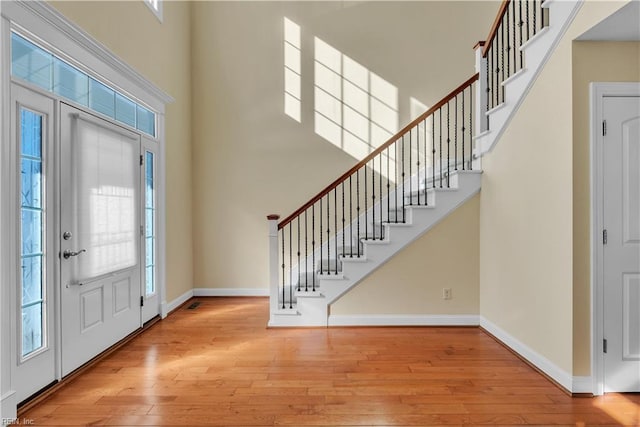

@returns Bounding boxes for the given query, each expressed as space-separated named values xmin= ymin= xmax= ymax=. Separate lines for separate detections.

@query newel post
xmin=267 ymin=214 xmax=280 ymax=321
xmin=473 ymin=41 xmax=488 ymax=169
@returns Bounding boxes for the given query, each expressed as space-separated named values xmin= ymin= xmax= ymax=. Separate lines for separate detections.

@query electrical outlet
xmin=443 ymin=288 xmax=452 ymax=300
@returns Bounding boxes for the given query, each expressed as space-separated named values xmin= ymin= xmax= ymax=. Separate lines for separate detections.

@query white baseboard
xmin=193 ymin=288 xmax=269 ymax=297
xmin=572 ymin=376 xmax=594 ymax=394
xmin=1 ymin=391 xmax=17 ymax=425
xmin=160 ymin=289 xmax=193 ymax=318
xmin=328 ymin=314 xmax=479 ymax=327
xmin=480 ymin=316 xmax=575 ymax=393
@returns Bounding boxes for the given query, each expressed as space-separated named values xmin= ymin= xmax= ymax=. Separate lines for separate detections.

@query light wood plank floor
xmin=21 ymin=297 xmax=639 ymax=426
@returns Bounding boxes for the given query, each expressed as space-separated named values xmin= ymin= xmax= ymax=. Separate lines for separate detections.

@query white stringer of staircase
xmin=268 ymin=0 xmax=582 ymax=327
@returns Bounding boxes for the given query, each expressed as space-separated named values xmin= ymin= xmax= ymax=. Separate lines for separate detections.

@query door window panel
xmin=19 ymin=109 xmax=46 ymax=358
xmin=145 ymin=151 xmax=156 ymax=296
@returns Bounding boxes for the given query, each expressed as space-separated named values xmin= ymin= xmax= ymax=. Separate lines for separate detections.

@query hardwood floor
xmin=20 ymin=297 xmax=639 ymax=426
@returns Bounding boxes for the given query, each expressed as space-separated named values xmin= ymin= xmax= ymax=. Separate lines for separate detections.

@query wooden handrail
xmin=278 ymin=73 xmax=479 ymax=229
xmin=481 ymin=0 xmax=511 ymax=57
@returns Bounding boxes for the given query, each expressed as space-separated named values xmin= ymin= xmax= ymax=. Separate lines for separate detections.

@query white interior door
xmin=10 ymin=84 xmax=57 ymax=403
xmin=603 ymin=95 xmax=640 ymax=393
xmin=59 ymin=103 xmax=142 ymax=376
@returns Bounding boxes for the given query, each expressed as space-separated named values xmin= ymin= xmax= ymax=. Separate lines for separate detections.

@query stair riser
xmin=270 ymin=171 xmax=482 ymax=327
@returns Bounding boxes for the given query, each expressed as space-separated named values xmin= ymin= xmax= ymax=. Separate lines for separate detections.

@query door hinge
xmin=140 ymin=296 xmax=144 ymax=307
xmin=140 ymin=155 xmax=144 ymax=166
xmin=140 ymin=225 xmax=144 ymax=237
xmin=603 ymin=338 xmax=607 ymax=353
xmin=602 ymin=120 xmax=607 ymax=136
xmin=603 ymin=229 xmax=608 ymax=245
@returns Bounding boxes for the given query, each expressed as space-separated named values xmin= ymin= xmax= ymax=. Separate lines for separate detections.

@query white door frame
xmin=590 ymin=82 xmax=640 ymax=396
xmin=0 ymin=1 xmax=171 ymax=419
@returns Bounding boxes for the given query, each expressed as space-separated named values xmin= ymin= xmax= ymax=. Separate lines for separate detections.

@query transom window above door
xmin=11 ymin=32 xmax=157 ymax=138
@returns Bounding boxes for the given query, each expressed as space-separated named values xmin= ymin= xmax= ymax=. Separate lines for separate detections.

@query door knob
xmin=63 ymin=249 xmax=86 ymax=259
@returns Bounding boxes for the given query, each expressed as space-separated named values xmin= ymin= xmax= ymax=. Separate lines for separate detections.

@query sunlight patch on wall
xmin=314 ymin=37 xmax=399 ymax=166
xmin=284 ymin=18 xmax=301 ymax=122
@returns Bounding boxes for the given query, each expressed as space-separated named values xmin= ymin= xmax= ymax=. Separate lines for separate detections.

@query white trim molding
xmin=590 ymin=82 xmax=640 ymax=396
xmin=160 ymin=289 xmax=193 ymax=318
xmin=480 ymin=316 xmax=574 ymax=393
xmin=193 ymin=288 xmax=269 ymax=297
xmin=0 ymin=3 xmax=7 ymax=423
xmin=1 ymin=391 xmax=17 ymax=426
xmin=1 ymin=1 xmax=173 ymax=110
xmin=572 ymin=376 xmax=594 ymax=394
xmin=328 ymin=314 xmax=479 ymax=327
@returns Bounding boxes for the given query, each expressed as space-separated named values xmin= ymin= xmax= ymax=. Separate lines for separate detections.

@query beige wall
xmin=572 ymin=41 xmax=640 ymax=375
xmin=49 ymin=1 xmax=194 ymax=301
xmin=191 ymin=1 xmax=496 ymax=290
xmin=331 ymin=194 xmax=480 ymax=315
xmin=479 ymin=1 xmax=629 ymax=376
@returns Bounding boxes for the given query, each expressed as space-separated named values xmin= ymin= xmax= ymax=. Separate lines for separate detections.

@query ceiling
xmin=577 ymin=0 xmax=640 ymax=41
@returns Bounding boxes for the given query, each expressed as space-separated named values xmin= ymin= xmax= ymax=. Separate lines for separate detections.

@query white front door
xmin=59 ymin=103 xmax=142 ymax=376
xmin=603 ymin=95 xmax=640 ymax=393
xmin=10 ymin=84 xmax=57 ymax=403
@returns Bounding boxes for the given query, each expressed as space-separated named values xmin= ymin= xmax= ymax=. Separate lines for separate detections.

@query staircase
xmin=268 ymin=0 xmax=581 ymax=327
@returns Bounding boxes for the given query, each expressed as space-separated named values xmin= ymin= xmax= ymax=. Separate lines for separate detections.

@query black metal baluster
xmin=341 ymin=182 xmax=345 ymax=262
xmin=533 ymin=0 xmax=537 ymax=36
xmin=372 ymin=160 xmax=376 ymax=240
xmin=526 ymin=0 xmax=530 ymax=42
xmin=395 ymin=141 xmax=399 ymax=221
xmin=379 ymin=154 xmax=383 ymax=239
xmin=494 ymin=38 xmax=499 ymax=107
xmin=462 ymin=88 xmax=466 ymax=171
xmin=297 ymin=217 xmax=300 ymax=291
xmin=409 ymin=128 xmax=413 ymax=205
xmin=289 ymin=225 xmax=292 ymax=308
xmin=519 ymin=0 xmax=524 ymax=69
xmin=513 ymin=0 xmax=517 ymax=73
xmin=319 ymin=198 xmax=323 ymax=275
xmin=281 ymin=230 xmax=285 ymax=309
xmin=327 ymin=192 xmax=330 ymax=273
xmin=439 ymin=109 xmax=443 ymax=188
xmin=447 ymin=101 xmax=451 ymax=187
xmin=334 ymin=188 xmax=337 ymax=274
xmin=305 ymin=210 xmax=308 ymax=292
xmin=454 ymin=95 xmax=458 ymax=171
xmin=349 ymin=175 xmax=353 ymax=257
xmin=423 ymin=119 xmax=427 ymax=204
xmin=387 ymin=147 xmax=391 ymax=219
xmin=506 ymin=6 xmax=511 ymax=80
xmin=501 ymin=16 xmax=505 ymax=103
xmin=356 ymin=169 xmax=361 ymax=256
xmin=416 ymin=127 xmax=421 ymax=205
xmin=486 ymin=49 xmax=491 ymax=119
xmin=469 ymin=83 xmax=474 ymax=170
xmin=493 ymin=40 xmax=497 ymax=109
xmin=364 ymin=166 xmax=368 ymax=239
xmin=402 ymin=135 xmax=406 ymax=222
xmin=432 ymin=115 xmax=436 ymax=188
xmin=312 ymin=204 xmax=316 ymax=291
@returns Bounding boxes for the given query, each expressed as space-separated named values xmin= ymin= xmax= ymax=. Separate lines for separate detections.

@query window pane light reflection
xmin=313 ymin=37 xmax=399 ymax=180
xmin=284 ymin=18 xmax=301 ymax=122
